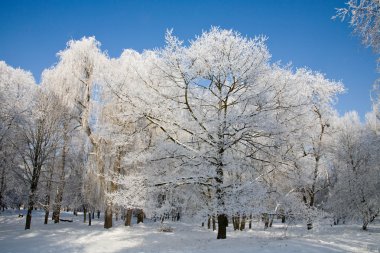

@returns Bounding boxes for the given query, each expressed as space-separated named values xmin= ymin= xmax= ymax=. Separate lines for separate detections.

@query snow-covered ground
xmin=0 ymin=210 xmax=379 ymax=253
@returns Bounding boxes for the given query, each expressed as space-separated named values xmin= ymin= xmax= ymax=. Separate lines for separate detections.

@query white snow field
xmin=0 ymin=210 xmax=379 ymax=253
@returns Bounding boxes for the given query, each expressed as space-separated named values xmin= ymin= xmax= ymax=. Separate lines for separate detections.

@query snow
xmin=0 ymin=210 xmax=379 ymax=253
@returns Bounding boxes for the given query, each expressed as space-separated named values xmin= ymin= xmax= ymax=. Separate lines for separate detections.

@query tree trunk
xmin=217 ymin=214 xmax=228 ymax=239
xmin=212 ymin=216 xmax=216 ymax=231
xmin=240 ymin=214 xmax=246 ymax=231
xmin=263 ymin=213 xmax=269 ymax=229
xmin=137 ymin=210 xmax=144 ymax=224
xmin=125 ymin=209 xmax=132 ymax=226
xmin=25 ymin=165 xmax=40 ymax=230
xmin=43 ymin=167 xmax=53 ymax=225
xmin=25 ymin=206 xmax=33 ymax=230
xmin=207 ymin=216 xmax=211 ymax=229
xmin=249 ymin=214 xmax=252 ymax=229
xmin=88 ymin=212 xmax=91 ymax=226
xmin=52 ymin=129 xmax=68 ymax=224
xmin=44 ymin=210 xmax=49 ymax=225
xmin=0 ymin=165 xmax=6 ymax=211
xmin=97 ymin=210 xmax=100 ymax=219
xmin=269 ymin=215 xmax=274 ymax=228
xmin=83 ymin=206 xmax=87 ymax=223
xmin=104 ymin=204 xmax=112 ymax=229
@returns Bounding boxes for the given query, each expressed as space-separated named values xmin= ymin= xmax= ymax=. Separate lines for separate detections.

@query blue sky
xmin=0 ymin=0 xmax=378 ymax=118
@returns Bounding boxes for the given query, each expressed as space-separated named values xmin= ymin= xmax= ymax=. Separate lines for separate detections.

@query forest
xmin=0 ymin=1 xmax=379 ymax=250
xmin=1 ymin=26 xmax=379 ymax=237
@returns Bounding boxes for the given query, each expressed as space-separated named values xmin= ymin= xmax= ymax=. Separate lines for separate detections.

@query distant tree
xmin=328 ymin=112 xmax=380 ymax=230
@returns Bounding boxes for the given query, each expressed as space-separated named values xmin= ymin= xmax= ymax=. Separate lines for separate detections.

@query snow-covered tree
xmin=328 ymin=112 xmax=380 ymax=230
xmin=41 ymin=37 xmax=118 ymax=227
xmin=336 ymin=0 xmax=380 ymax=132
xmin=108 ymin=27 xmax=345 ymax=238
xmin=15 ymin=90 xmax=64 ymax=229
xmin=0 ymin=61 xmax=35 ymax=210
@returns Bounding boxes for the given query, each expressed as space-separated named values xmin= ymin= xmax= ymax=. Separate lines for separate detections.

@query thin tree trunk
xmin=84 ymin=206 xmax=87 ymax=223
xmin=249 ymin=214 xmax=252 ymax=229
xmin=0 ymin=165 xmax=6 ymax=211
xmin=52 ymin=127 xmax=68 ymax=223
xmin=44 ymin=166 xmax=54 ymax=225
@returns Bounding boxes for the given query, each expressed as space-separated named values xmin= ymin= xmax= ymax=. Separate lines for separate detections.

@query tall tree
xmin=16 ymin=90 xmax=63 ymax=229
xmin=0 ymin=61 xmax=35 ymax=210
xmin=111 ymin=28 xmax=341 ymax=238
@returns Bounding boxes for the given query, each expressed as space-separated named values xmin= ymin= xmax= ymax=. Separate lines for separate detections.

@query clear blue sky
xmin=0 ymin=0 xmax=378 ymax=118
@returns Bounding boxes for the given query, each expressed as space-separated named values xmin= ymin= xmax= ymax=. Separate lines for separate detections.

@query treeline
xmin=0 ymin=28 xmax=379 ymax=239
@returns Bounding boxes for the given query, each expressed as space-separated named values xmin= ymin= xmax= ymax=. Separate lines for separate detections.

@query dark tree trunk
xmin=104 ymin=204 xmax=112 ymax=229
xmin=212 ymin=216 xmax=216 ymax=231
xmin=25 ymin=206 xmax=33 ymax=230
xmin=217 ymin=214 xmax=228 ymax=239
xmin=92 ymin=211 xmax=95 ymax=219
xmin=269 ymin=215 xmax=274 ymax=228
xmin=0 ymin=165 xmax=6 ymax=211
xmin=249 ymin=214 xmax=252 ymax=229
xmin=207 ymin=216 xmax=211 ymax=229
xmin=44 ymin=210 xmax=49 ymax=225
xmin=240 ymin=214 xmax=246 ymax=231
xmin=137 ymin=210 xmax=144 ymax=224
xmin=88 ymin=212 xmax=91 ymax=226
xmin=25 ymin=166 xmax=40 ymax=230
xmin=97 ymin=210 xmax=100 ymax=219
xmin=83 ymin=206 xmax=87 ymax=223
xmin=125 ymin=209 xmax=132 ymax=226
